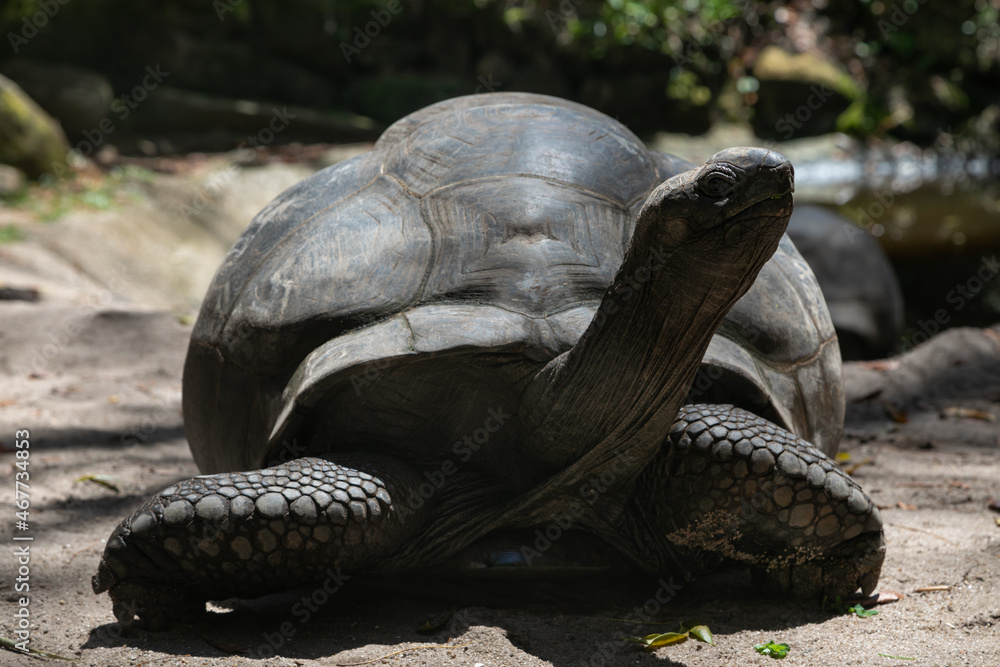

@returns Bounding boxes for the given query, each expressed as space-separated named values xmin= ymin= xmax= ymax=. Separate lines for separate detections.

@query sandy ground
xmin=1 ymin=168 xmax=999 ymax=666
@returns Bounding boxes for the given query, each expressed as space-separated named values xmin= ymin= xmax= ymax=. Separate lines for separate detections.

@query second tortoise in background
xmin=787 ymin=204 xmax=905 ymax=360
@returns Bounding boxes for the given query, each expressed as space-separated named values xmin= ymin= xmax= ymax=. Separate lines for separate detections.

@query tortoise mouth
xmin=722 ymin=192 xmax=794 ymax=234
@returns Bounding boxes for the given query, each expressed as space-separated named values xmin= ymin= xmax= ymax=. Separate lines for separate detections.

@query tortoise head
xmin=636 ymin=147 xmax=794 ymax=288
xmin=522 ymin=148 xmax=797 ymax=474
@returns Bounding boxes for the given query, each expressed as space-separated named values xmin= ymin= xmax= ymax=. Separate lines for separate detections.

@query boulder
xmin=0 ymin=73 xmax=69 ymax=179
xmin=786 ymin=205 xmax=904 ymax=360
xmin=0 ymin=164 xmax=26 ymax=195
xmin=751 ymin=46 xmax=858 ymax=141
xmin=0 ymin=59 xmax=114 ymax=141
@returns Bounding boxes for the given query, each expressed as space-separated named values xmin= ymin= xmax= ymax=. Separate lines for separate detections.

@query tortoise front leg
xmin=635 ymin=404 xmax=884 ymax=599
xmin=93 ymin=454 xmax=430 ymax=629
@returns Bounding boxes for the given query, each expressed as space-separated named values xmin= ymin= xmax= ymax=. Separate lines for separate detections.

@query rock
xmin=0 ymin=59 xmax=114 ymax=142
xmin=0 ymin=286 xmax=40 ymax=302
xmin=348 ymin=74 xmax=470 ymax=125
xmin=786 ymin=205 xmax=904 ymax=360
xmin=153 ymin=33 xmax=343 ymax=109
xmin=0 ymin=74 xmax=69 ymax=179
xmin=0 ymin=163 xmax=26 ymax=195
xmin=126 ymin=86 xmax=381 ymax=152
xmin=750 ymin=46 xmax=858 ymax=141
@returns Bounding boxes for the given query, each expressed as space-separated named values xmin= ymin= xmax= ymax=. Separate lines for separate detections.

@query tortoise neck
xmin=521 ymin=219 xmax=757 ymax=475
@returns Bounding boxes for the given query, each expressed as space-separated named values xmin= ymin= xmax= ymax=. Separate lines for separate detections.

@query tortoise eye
xmin=699 ymin=173 xmax=734 ymax=197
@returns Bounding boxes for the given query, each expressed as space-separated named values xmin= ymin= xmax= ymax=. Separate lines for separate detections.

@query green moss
xmin=0 ymin=75 xmax=70 ymax=179
xmin=0 ymin=224 xmax=24 ymax=243
xmin=4 ymin=166 xmax=148 ymax=222
xmin=753 ymin=46 xmax=860 ymax=102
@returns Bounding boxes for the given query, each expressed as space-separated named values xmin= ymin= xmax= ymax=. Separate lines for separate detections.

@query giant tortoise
xmin=94 ymin=93 xmax=884 ymax=628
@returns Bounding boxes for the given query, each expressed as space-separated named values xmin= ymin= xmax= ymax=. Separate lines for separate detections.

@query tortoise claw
xmin=752 ymin=529 xmax=886 ymax=600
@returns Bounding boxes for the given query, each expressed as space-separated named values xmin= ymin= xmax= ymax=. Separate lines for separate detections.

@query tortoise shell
xmin=182 ymin=93 xmax=842 ymax=474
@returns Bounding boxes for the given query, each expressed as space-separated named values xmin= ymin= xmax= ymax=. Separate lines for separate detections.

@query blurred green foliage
xmin=2 ymin=0 xmax=996 ymax=142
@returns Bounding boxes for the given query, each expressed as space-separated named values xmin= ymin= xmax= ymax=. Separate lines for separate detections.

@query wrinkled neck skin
xmin=520 ymin=171 xmax=789 ymax=491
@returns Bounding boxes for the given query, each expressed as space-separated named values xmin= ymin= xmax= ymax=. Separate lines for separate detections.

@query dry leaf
xmin=849 ymin=591 xmax=904 ymax=608
xmin=882 ymin=401 xmax=908 ymax=423
xmin=940 ymin=406 xmax=996 ymax=422
xmin=949 ymin=481 xmax=971 ymax=490
xmin=75 ymin=474 xmax=121 ymax=492
xmin=107 ymin=395 xmax=119 ymax=404
xmin=896 ymin=501 xmax=918 ymax=510
xmin=914 ymin=585 xmax=951 ymax=592
xmin=844 ymin=457 xmax=874 ymax=475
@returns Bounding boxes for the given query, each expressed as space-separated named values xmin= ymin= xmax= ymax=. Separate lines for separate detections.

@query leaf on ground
xmin=896 ymin=501 xmax=918 ymax=510
xmin=685 ymin=624 xmax=714 ymax=645
xmin=843 ymin=457 xmax=874 ymax=475
xmin=336 ymin=642 xmax=473 ymax=666
xmin=914 ymin=585 xmax=951 ymax=592
xmin=878 ymin=653 xmax=916 ymax=660
xmin=829 ymin=595 xmax=879 ymax=617
xmin=882 ymin=401 xmax=908 ymax=423
xmin=848 ymin=603 xmax=879 ymax=617
xmin=626 ymin=621 xmax=716 ymax=652
xmin=940 ymin=406 xmax=996 ymax=421
xmin=74 ymin=474 xmax=122 ymax=492
xmin=753 ymin=640 xmax=790 ymax=658
xmin=625 ymin=632 xmax=689 ymax=650
xmin=849 ymin=591 xmax=904 ymax=608
xmin=1 ymin=635 xmax=80 ymax=660
xmin=836 ymin=452 xmax=851 ymax=462
xmin=872 ymin=591 xmax=904 ymax=605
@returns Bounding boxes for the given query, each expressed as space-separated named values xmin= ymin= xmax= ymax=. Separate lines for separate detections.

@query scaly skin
xmin=631 ymin=403 xmax=884 ymax=599
xmin=94 ymin=405 xmax=883 ymax=628
xmin=93 ymin=455 xmax=429 ymax=629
